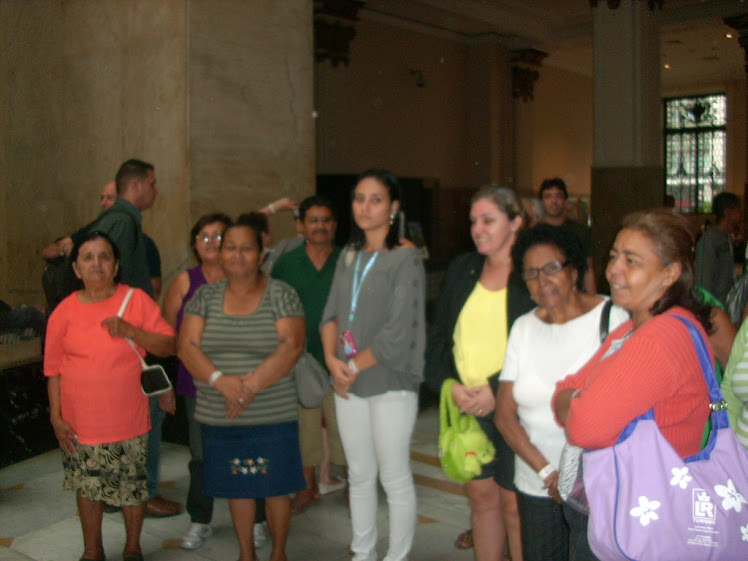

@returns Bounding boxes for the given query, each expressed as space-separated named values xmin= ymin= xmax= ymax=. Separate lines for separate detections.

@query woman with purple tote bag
xmin=553 ymin=210 xmax=748 ymax=561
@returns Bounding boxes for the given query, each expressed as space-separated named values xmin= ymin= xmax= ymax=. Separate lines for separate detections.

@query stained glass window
xmin=664 ymin=94 xmax=726 ymax=213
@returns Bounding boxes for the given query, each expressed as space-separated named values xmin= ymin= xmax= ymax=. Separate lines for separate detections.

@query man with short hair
xmin=272 ymin=196 xmax=347 ymax=513
xmin=539 ymin=178 xmax=596 ymax=294
xmin=98 ymin=159 xmax=181 ymax=517
xmin=696 ymin=191 xmax=742 ymax=304
xmin=42 ymin=179 xmax=163 ymax=299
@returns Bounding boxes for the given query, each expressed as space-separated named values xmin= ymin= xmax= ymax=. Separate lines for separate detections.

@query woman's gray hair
xmin=471 ymin=185 xmax=524 ymax=221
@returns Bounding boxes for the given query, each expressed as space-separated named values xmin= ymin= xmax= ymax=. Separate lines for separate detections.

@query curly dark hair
xmin=511 ymin=224 xmax=587 ymax=291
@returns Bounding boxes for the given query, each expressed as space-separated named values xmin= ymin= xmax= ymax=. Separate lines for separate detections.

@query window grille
xmin=664 ymin=94 xmax=726 ymax=213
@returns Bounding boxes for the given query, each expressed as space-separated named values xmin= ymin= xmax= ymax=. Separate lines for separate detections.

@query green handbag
xmin=438 ymin=378 xmax=496 ymax=483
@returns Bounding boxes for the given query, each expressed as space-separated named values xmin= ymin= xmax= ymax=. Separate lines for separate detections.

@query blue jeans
xmin=147 ymin=395 xmax=166 ymax=498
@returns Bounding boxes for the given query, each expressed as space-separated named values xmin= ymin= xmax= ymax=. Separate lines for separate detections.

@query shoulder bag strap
xmin=673 ymin=316 xmax=729 ymax=434
xmin=599 ymin=299 xmax=613 ymax=344
xmin=440 ymin=378 xmax=460 ymax=430
xmin=117 ymin=287 xmax=147 ymax=369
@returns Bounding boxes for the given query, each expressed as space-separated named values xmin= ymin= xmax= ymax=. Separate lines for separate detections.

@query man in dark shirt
xmin=103 ymin=159 xmax=181 ymax=517
xmin=696 ymin=191 xmax=742 ymax=304
xmin=43 ymin=180 xmax=162 ymax=298
xmin=539 ymin=178 xmax=596 ymax=294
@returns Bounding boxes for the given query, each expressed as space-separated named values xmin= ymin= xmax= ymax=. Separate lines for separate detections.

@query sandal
xmin=454 ymin=528 xmax=473 ymax=549
xmin=290 ymin=488 xmax=320 ymax=514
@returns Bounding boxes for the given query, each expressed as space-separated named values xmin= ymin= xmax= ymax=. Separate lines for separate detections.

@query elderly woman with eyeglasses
xmin=494 ymin=224 xmax=628 ymax=561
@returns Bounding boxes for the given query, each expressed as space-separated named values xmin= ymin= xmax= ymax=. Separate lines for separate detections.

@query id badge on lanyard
xmin=341 ymin=250 xmax=379 ymax=358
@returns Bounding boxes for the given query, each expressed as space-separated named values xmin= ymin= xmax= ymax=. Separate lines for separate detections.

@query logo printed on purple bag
xmin=692 ymin=489 xmax=716 ymax=525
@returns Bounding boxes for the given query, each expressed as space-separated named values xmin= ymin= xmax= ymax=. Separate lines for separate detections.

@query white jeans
xmin=335 ymin=390 xmax=419 ymax=561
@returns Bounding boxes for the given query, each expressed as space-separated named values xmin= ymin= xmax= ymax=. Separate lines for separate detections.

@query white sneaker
xmin=319 ymin=476 xmax=347 ymax=495
xmin=254 ymin=521 xmax=269 ymax=548
xmin=180 ymin=522 xmax=212 ymax=550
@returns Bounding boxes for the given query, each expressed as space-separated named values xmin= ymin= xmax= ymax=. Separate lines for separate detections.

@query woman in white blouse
xmin=495 ymin=224 xmax=628 ymax=561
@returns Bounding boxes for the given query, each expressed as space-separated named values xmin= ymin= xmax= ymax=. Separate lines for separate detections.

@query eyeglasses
xmin=196 ymin=232 xmax=223 ymax=244
xmin=305 ymin=216 xmax=334 ymax=225
xmin=522 ymin=260 xmax=569 ymax=281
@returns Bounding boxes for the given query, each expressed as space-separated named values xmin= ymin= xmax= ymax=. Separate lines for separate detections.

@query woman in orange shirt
xmin=45 ymin=231 xmax=175 ymax=561
xmin=553 ymin=209 xmax=712 ymax=560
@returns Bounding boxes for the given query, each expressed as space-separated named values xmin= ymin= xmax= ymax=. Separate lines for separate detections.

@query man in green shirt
xmin=272 ymin=196 xmax=346 ymax=513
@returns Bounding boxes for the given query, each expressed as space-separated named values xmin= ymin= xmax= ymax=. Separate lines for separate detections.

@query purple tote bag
xmin=583 ymin=316 xmax=748 ymax=561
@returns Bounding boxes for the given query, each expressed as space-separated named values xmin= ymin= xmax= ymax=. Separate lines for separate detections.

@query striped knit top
xmin=185 ymin=277 xmax=304 ymax=426
xmin=721 ymin=317 xmax=748 ymax=450
xmin=554 ymin=307 xmax=711 ymax=458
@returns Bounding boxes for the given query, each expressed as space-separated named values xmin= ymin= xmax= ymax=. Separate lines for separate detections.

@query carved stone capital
xmin=510 ymin=48 xmax=547 ymax=102
xmin=314 ymin=0 xmax=364 ymax=67
xmin=724 ymin=15 xmax=748 ymax=75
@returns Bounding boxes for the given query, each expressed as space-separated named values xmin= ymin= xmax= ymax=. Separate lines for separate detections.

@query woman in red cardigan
xmin=553 ymin=209 xmax=713 ymax=560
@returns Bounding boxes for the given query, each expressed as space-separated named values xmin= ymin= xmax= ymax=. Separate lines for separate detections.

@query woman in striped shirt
xmin=178 ymin=215 xmax=306 ymax=561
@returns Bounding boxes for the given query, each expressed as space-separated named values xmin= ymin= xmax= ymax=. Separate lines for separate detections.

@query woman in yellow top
xmin=425 ymin=186 xmax=534 ymax=561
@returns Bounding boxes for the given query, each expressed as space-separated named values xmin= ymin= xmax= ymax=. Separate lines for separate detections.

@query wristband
xmin=208 ymin=370 xmax=223 ymax=386
xmin=537 ymin=463 xmax=555 ymax=482
xmin=347 ymin=359 xmax=359 ymax=374
xmin=268 ymin=202 xmax=276 ymax=214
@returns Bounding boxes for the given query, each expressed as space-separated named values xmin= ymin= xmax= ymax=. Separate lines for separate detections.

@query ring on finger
xmin=239 ymin=398 xmax=244 ymax=404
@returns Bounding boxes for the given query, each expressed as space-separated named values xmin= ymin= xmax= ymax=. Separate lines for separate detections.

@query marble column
xmin=590 ymin=0 xmax=663 ymax=291
xmin=724 ymin=14 xmax=748 ymax=233
xmin=465 ymin=37 xmax=515 ymax=188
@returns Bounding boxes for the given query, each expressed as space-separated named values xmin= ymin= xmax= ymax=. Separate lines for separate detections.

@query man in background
xmin=272 ymin=196 xmax=347 ymax=513
xmin=696 ymin=191 xmax=742 ymax=305
xmin=539 ymin=177 xmax=596 ymax=293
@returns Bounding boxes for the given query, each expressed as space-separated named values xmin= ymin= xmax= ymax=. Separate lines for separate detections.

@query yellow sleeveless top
xmin=452 ymin=283 xmax=508 ymax=388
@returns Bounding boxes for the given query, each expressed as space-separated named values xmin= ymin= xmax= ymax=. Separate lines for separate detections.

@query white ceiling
xmin=362 ymin=0 xmax=747 ymax=88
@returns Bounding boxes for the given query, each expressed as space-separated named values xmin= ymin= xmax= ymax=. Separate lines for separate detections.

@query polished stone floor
xmin=0 ymin=406 xmax=474 ymax=561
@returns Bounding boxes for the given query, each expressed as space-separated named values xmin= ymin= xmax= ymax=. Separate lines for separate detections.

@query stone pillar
xmin=465 ymin=37 xmax=515 ymax=188
xmin=590 ymin=0 xmax=663 ymax=291
xmin=724 ymin=14 xmax=748 ymax=233
xmin=0 ymin=1 xmax=313 ymax=305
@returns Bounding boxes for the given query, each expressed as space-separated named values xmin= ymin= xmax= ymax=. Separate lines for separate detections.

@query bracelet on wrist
xmin=537 ymin=463 xmax=555 ymax=482
xmin=208 ymin=370 xmax=223 ymax=386
xmin=347 ymin=359 xmax=359 ymax=374
xmin=268 ymin=202 xmax=276 ymax=214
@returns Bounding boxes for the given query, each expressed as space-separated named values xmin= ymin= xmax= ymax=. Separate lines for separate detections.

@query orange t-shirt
xmin=553 ymin=307 xmax=710 ymax=458
xmin=44 ymin=284 xmax=174 ymax=444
